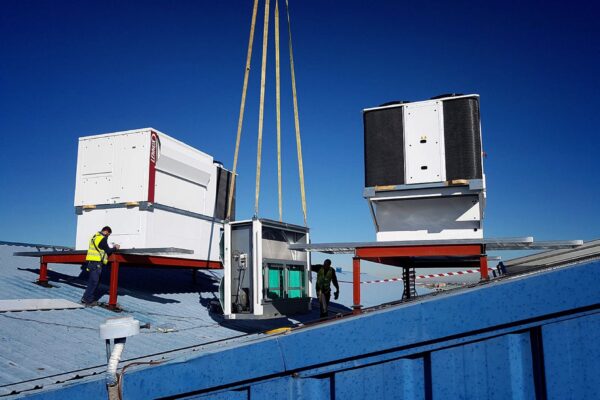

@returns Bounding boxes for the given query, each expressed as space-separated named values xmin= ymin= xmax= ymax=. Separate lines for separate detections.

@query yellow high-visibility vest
xmin=86 ymin=232 xmax=108 ymax=265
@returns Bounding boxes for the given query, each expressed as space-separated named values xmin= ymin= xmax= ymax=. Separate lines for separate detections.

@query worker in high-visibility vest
xmin=312 ymin=259 xmax=340 ymax=318
xmin=81 ymin=226 xmax=120 ymax=306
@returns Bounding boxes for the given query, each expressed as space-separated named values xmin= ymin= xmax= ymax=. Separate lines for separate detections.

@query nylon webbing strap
xmin=285 ymin=0 xmax=308 ymax=226
xmin=275 ymin=0 xmax=282 ymax=222
xmin=227 ymin=0 xmax=259 ymax=220
xmin=254 ymin=0 xmax=270 ymax=217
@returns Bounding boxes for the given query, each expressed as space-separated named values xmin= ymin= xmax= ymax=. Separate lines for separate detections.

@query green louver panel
xmin=267 ymin=267 xmax=283 ymax=299
xmin=288 ymin=268 xmax=304 ymax=298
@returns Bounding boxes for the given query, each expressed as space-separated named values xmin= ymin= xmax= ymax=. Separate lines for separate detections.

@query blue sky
xmin=1 ymin=1 xmax=598 ymax=275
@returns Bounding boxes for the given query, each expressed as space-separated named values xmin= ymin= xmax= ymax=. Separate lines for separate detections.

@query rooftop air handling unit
xmin=74 ymin=128 xmax=234 ymax=261
xmin=221 ymin=219 xmax=311 ymax=319
xmin=363 ymin=94 xmax=486 ymax=241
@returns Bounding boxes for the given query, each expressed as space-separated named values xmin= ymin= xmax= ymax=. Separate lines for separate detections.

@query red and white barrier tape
xmin=339 ymin=268 xmax=482 ymax=284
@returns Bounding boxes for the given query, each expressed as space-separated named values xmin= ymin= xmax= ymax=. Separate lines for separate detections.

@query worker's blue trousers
xmin=81 ymin=261 xmax=103 ymax=303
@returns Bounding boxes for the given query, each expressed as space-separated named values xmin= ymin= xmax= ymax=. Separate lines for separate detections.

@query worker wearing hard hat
xmin=312 ymin=259 xmax=340 ymax=318
xmin=80 ymin=226 xmax=120 ymax=306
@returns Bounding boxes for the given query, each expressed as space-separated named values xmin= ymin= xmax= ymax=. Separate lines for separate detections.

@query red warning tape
xmin=339 ymin=268 xmax=481 ymax=284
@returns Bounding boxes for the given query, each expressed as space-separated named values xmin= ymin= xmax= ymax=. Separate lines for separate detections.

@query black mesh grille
xmin=443 ymin=97 xmax=483 ymax=180
xmin=215 ymin=167 xmax=235 ymax=220
xmin=363 ymin=107 xmax=405 ymax=187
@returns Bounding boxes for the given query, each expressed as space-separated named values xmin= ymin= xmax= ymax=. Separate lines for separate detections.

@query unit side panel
xmin=154 ymin=171 xmax=208 ymax=215
xmin=364 ymin=107 xmax=405 ymax=187
xmin=443 ymin=97 xmax=483 ymax=180
xmin=156 ymin=136 xmax=213 ymax=187
xmin=204 ymin=164 xmax=218 ymax=219
xmin=114 ymin=132 xmax=150 ymax=204
xmin=74 ymin=136 xmax=115 ymax=206
xmin=403 ymin=101 xmax=445 ymax=184
xmin=74 ymin=132 xmax=150 ymax=206
xmin=375 ymin=195 xmax=482 ymax=240
xmin=144 ymin=209 xmax=223 ymax=261
xmin=75 ymin=208 xmax=144 ymax=250
xmin=229 ymin=225 xmax=253 ymax=313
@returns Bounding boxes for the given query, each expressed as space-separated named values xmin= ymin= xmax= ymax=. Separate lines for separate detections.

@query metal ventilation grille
xmin=363 ymin=106 xmax=405 ymax=187
xmin=215 ymin=167 xmax=234 ymax=221
xmin=443 ymin=97 xmax=483 ymax=180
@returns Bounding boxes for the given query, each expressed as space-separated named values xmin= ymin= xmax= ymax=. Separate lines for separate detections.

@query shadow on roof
xmin=17 ymin=265 xmax=220 ymax=305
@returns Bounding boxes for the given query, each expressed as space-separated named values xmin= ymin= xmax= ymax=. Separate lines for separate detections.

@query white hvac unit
xmin=221 ymin=219 xmax=311 ymax=319
xmin=363 ymin=94 xmax=486 ymax=241
xmin=74 ymin=128 xmax=234 ymax=261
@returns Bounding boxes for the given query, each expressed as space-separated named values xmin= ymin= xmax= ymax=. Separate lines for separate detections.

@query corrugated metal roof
xmin=0 ymin=243 xmax=412 ymax=397
xmin=0 ymin=243 xmax=261 ymax=396
xmin=20 ymin=257 xmax=600 ymax=400
xmin=505 ymin=239 xmax=600 ymax=274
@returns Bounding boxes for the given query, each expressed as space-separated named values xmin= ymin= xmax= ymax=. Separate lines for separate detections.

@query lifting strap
xmin=254 ymin=0 xmax=270 ymax=217
xmin=275 ymin=0 xmax=283 ymax=222
xmin=227 ymin=0 xmax=260 ymax=220
xmin=285 ymin=0 xmax=308 ymax=226
xmin=230 ymin=0 xmax=308 ymax=226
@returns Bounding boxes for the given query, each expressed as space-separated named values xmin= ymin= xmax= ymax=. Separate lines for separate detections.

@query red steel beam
xmin=36 ymin=253 xmax=222 ymax=269
xmin=355 ymin=244 xmax=483 ymax=258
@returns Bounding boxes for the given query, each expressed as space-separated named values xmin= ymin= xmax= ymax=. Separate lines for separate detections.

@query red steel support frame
xmin=36 ymin=253 xmax=222 ymax=309
xmin=352 ymin=257 xmax=361 ymax=314
xmin=351 ymin=244 xmax=488 ymax=315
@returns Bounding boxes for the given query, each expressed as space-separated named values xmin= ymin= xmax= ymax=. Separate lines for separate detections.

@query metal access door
xmin=403 ymin=101 xmax=446 ymax=184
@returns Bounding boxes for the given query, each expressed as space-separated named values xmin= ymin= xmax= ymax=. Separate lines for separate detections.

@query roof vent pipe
xmin=100 ymin=316 xmax=140 ymax=399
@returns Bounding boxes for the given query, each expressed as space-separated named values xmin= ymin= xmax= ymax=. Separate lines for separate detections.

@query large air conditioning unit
xmin=74 ymin=128 xmax=234 ymax=261
xmin=363 ymin=94 xmax=486 ymax=241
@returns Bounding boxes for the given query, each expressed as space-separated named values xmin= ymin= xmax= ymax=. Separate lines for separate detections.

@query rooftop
xmin=0 ymin=241 xmax=413 ymax=397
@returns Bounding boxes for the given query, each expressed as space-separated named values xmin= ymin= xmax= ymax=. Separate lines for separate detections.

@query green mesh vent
xmin=267 ymin=266 xmax=283 ymax=299
xmin=287 ymin=267 xmax=305 ymax=298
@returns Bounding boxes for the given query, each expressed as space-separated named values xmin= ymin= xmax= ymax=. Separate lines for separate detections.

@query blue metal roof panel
xmin=24 ymin=262 xmax=600 ymax=400
xmin=13 ymin=259 xmax=600 ymax=399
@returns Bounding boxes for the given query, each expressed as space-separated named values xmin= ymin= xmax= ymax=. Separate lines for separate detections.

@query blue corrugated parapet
xmin=21 ymin=260 xmax=600 ymax=400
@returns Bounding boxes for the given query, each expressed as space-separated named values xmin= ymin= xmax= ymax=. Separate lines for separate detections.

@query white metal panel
xmin=76 ymin=207 xmax=221 ymax=261
xmin=252 ymin=220 xmax=264 ymax=316
xmin=74 ymin=130 xmax=150 ymax=206
xmin=144 ymin=208 xmax=222 ymax=261
xmin=154 ymin=170 xmax=207 ymax=214
xmin=375 ymin=196 xmax=483 ymax=241
xmin=74 ymin=137 xmax=115 ymax=205
xmin=306 ymin=232 xmax=313 ymax=301
xmin=403 ymin=101 xmax=446 ymax=184
xmin=113 ymin=132 xmax=150 ymax=204
xmin=75 ymin=208 xmax=143 ymax=250
xmin=223 ymin=223 xmax=232 ymax=316
xmin=156 ymin=135 xmax=213 ymax=187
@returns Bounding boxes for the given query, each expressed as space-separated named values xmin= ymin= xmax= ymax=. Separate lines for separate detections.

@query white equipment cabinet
xmin=74 ymin=128 xmax=234 ymax=261
xmin=363 ymin=94 xmax=486 ymax=241
xmin=221 ymin=219 xmax=311 ymax=319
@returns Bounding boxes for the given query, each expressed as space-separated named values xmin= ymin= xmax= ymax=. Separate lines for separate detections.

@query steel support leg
xmin=480 ymin=254 xmax=489 ymax=281
xmin=352 ymin=257 xmax=362 ymax=314
xmin=38 ymin=259 xmax=49 ymax=285
xmin=108 ymin=261 xmax=120 ymax=309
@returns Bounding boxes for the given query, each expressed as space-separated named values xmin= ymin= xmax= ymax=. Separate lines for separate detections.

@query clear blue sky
xmin=1 ymin=1 xmax=598 ymax=274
